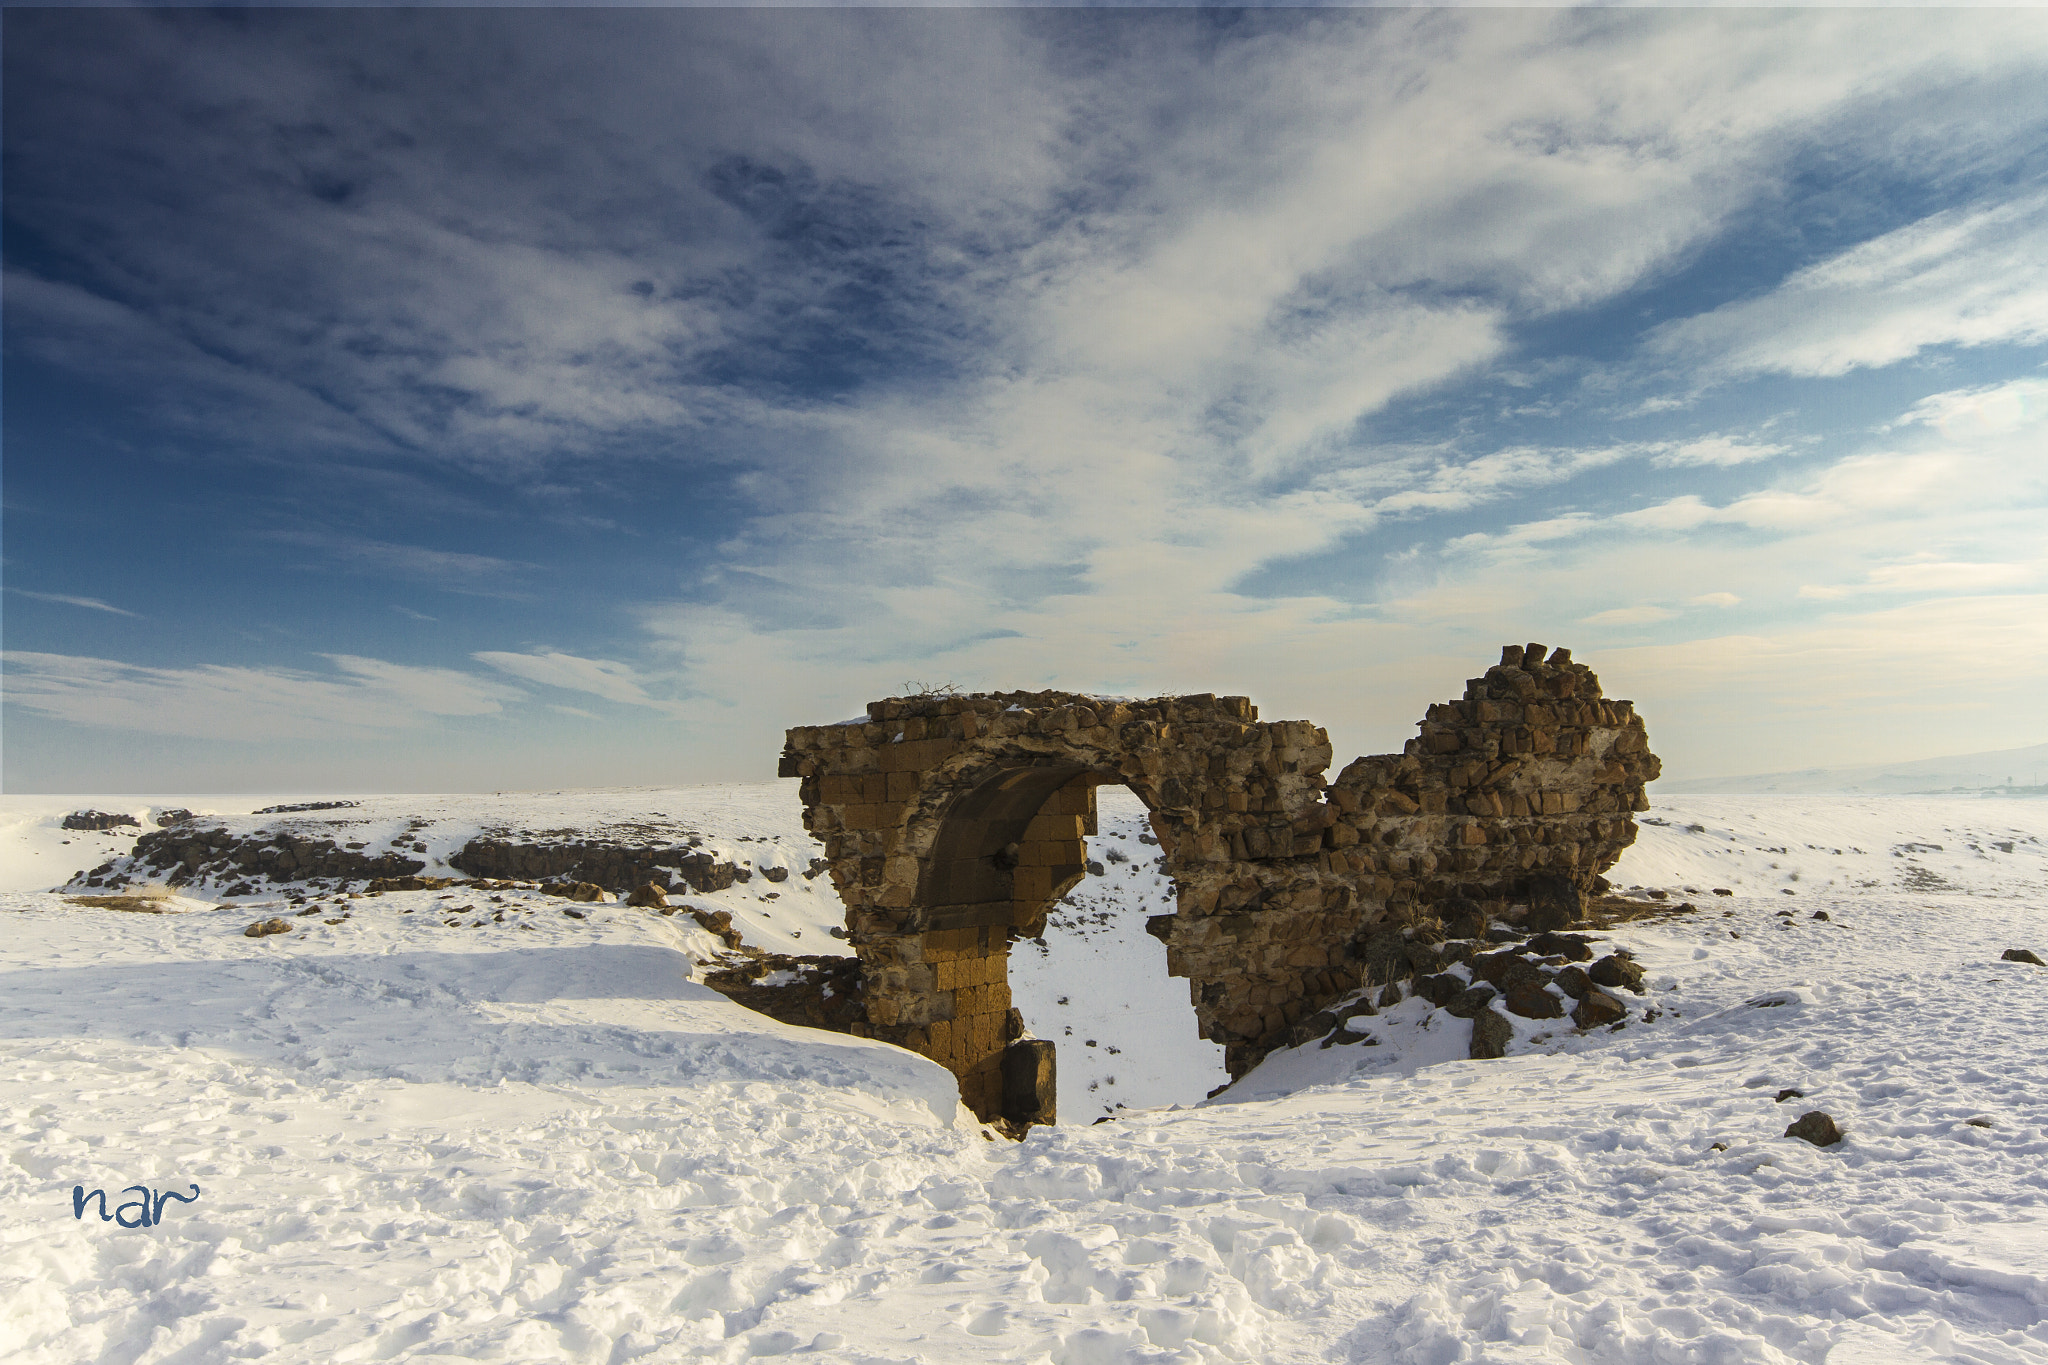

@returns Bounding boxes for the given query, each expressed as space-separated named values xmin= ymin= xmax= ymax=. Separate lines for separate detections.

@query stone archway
xmin=779 ymin=644 xmax=1660 ymax=1127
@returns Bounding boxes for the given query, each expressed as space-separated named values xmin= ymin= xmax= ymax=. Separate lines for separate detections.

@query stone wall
xmin=449 ymin=840 xmax=739 ymax=893
xmin=80 ymin=830 xmax=741 ymax=897
xmin=91 ymin=826 xmax=428 ymax=890
xmin=779 ymin=644 xmax=1659 ymax=1124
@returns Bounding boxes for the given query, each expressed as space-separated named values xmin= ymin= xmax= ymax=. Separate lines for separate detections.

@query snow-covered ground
xmin=4 ymin=786 xmax=2047 ymax=1364
xmin=1010 ymin=789 xmax=1232 ymax=1122
xmin=0 ymin=788 xmax=853 ymax=957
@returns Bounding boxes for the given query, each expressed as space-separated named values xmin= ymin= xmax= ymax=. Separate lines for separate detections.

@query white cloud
xmin=1649 ymin=194 xmax=2048 ymax=380
xmin=1580 ymin=606 xmax=1677 ymax=627
xmin=268 ymin=532 xmax=530 ymax=586
xmin=0 ymin=652 xmax=521 ymax=741
xmin=5 ymin=588 xmax=139 ymax=617
xmin=472 ymin=650 xmax=674 ymax=710
xmin=1654 ymin=436 xmax=1788 ymax=468
xmin=1690 ymin=592 xmax=1742 ymax=607
xmin=1896 ymin=375 xmax=2048 ymax=440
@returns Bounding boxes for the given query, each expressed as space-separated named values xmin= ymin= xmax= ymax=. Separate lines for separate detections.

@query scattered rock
xmin=1468 ymin=949 xmax=1545 ymax=991
xmin=562 ymin=908 xmax=587 ymax=920
xmin=1440 ymin=897 xmax=1487 ymax=940
xmin=1377 ymin=981 xmax=1404 ymax=1008
xmin=63 ymin=810 xmax=139 ymax=832
xmin=2002 ymin=948 xmax=2045 ymax=966
xmin=154 ymin=809 xmax=197 ymax=827
xmin=1588 ymin=952 xmax=1646 ymax=994
xmin=1469 ymin=1008 xmax=1513 ymax=1059
xmin=1775 ymin=1088 xmax=1805 ymax=1103
xmin=243 ymin=918 xmax=291 ymax=938
xmin=625 ymin=882 xmax=671 ymax=908
xmin=1966 ymin=1117 xmax=1993 ymax=1128
xmin=1355 ymin=928 xmax=1409 ymax=985
xmin=1503 ymin=982 xmax=1564 ymax=1019
xmin=690 ymin=907 xmax=745 ymax=950
xmin=1416 ymin=974 xmax=1464 ymax=1008
xmin=65 ymin=894 xmax=174 ymax=914
xmin=366 ymin=875 xmax=456 ymax=893
xmin=1444 ymin=985 xmax=1498 ymax=1019
xmin=253 ymin=800 xmax=360 ymax=814
xmin=1288 ymin=1009 xmax=1341 ymax=1047
xmin=543 ymin=880 xmax=606 ymax=903
xmin=1572 ymin=989 xmax=1628 ymax=1028
xmin=1784 ymin=1111 xmax=1842 ymax=1147
xmin=762 ymin=865 xmax=790 ymax=883
xmin=1812 ymin=911 xmax=1830 ymax=921
xmin=1551 ymin=965 xmax=1593 ymax=999
xmin=452 ymin=839 xmax=736 ymax=893
xmin=1403 ymin=941 xmax=1448 ymax=976
xmin=1524 ymin=931 xmax=1594 ymax=962
xmin=1712 ymin=888 xmax=1733 ymax=897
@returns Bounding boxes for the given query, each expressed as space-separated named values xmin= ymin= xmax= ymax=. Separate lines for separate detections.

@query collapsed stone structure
xmin=83 ymin=829 xmax=747 ymax=898
xmin=779 ymin=643 xmax=1659 ymax=1126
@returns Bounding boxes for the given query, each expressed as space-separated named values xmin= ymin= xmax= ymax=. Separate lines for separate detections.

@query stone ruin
xmin=779 ymin=643 xmax=1660 ymax=1129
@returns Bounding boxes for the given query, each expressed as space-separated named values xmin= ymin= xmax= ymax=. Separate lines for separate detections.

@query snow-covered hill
xmin=4 ymin=787 xmax=2047 ymax=1364
xmin=1657 ymin=741 xmax=2048 ymax=795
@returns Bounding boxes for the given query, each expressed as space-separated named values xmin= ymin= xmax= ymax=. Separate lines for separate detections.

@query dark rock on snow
xmin=1588 ymin=952 xmax=1647 ymax=994
xmin=1416 ymin=973 xmax=1464 ymax=1008
xmin=1550 ymin=965 xmax=1594 ymax=999
xmin=1523 ymin=931 xmax=1595 ymax=962
xmin=1572 ymin=990 xmax=1628 ymax=1029
xmin=1785 ymin=1111 xmax=1843 ymax=1147
xmin=1503 ymin=981 xmax=1564 ymax=1019
xmin=1469 ymin=1009 xmax=1513 ymax=1059
xmin=63 ymin=810 xmax=139 ymax=832
xmin=1444 ymin=985 xmax=1498 ymax=1019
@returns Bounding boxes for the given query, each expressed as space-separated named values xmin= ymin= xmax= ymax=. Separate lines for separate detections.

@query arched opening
xmin=1008 ymin=784 xmax=1229 ymax=1122
xmin=915 ymin=762 xmax=1094 ymax=935
xmin=910 ymin=766 xmax=1220 ymax=1126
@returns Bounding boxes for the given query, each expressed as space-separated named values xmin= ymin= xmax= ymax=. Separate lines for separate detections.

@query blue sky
xmin=4 ymin=8 xmax=2047 ymax=792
